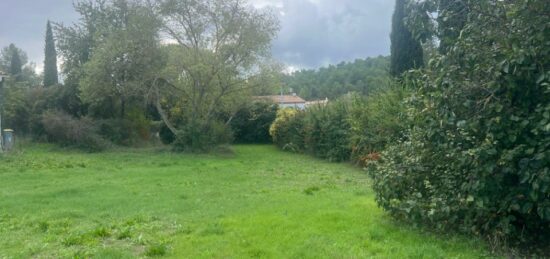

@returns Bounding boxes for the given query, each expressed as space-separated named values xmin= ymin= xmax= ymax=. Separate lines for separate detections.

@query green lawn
xmin=0 ymin=145 xmax=493 ymax=258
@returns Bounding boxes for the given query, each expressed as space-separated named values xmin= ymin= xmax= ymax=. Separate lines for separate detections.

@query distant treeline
xmin=282 ymin=56 xmax=390 ymax=100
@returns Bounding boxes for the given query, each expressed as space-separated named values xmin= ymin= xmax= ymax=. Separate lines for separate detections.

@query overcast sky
xmin=0 ymin=0 xmax=394 ymax=73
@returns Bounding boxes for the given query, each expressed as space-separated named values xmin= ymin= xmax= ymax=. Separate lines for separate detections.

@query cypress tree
xmin=43 ymin=21 xmax=59 ymax=87
xmin=390 ymin=0 xmax=424 ymax=77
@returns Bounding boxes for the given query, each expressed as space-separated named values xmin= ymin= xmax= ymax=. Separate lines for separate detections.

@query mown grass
xmin=0 ymin=144 xmax=494 ymax=258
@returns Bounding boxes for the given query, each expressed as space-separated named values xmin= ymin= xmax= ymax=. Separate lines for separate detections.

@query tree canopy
xmin=282 ymin=56 xmax=390 ymax=100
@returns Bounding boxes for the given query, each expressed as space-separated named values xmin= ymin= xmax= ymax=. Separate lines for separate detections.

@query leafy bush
xmin=230 ymin=101 xmax=278 ymax=143
xmin=349 ymin=87 xmax=410 ymax=165
xmin=270 ymin=97 xmax=353 ymax=162
xmin=173 ymin=120 xmax=233 ymax=153
xmin=41 ymin=111 xmax=109 ymax=151
xmin=304 ymin=98 xmax=352 ymax=162
xmin=159 ymin=125 xmax=176 ymax=144
xmin=373 ymin=0 xmax=550 ymax=246
xmin=1 ymin=81 xmax=30 ymax=134
xmin=269 ymin=108 xmax=306 ymax=153
xmin=97 ymin=109 xmax=152 ymax=146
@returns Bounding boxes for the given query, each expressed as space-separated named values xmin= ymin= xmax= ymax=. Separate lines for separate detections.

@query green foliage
xmin=1 ymin=80 xmax=30 ymax=133
xmin=349 ymin=87 xmax=411 ymax=164
xmin=97 ymin=113 xmax=151 ymax=146
xmin=374 ymin=0 xmax=550 ymax=246
xmin=230 ymin=101 xmax=278 ymax=143
xmin=9 ymin=46 xmax=23 ymax=80
xmin=269 ymin=108 xmax=306 ymax=153
xmin=43 ymin=21 xmax=59 ymax=87
xmin=172 ymin=120 xmax=233 ymax=153
xmin=0 ymin=44 xmax=28 ymax=73
xmin=436 ymin=0 xmax=468 ymax=54
xmin=41 ymin=110 xmax=109 ymax=152
xmin=390 ymin=0 xmax=424 ymax=77
xmin=159 ymin=125 xmax=175 ymax=145
xmin=79 ymin=0 xmax=163 ymax=119
xmin=303 ymin=98 xmax=352 ymax=162
xmin=270 ymin=97 xmax=354 ymax=162
xmin=282 ymin=56 xmax=390 ymax=100
xmin=153 ymin=0 xmax=280 ymax=152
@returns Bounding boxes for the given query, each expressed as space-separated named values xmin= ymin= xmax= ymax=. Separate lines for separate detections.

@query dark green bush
xmin=97 ymin=109 xmax=152 ymax=146
xmin=173 ymin=120 xmax=233 ymax=153
xmin=41 ymin=110 xmax=109 ymax=152
xmin=349 ymin=88 xmax=410 ymax=165
xmin=304 ymin=98 xmax=352 ymax=162
xmin=373 ymin=0 xmax=549 ymax=246
xmin=230 ymin=101 xmax=278 ymax=143
xmin=159 ymin=125 xmax=176 ymax=144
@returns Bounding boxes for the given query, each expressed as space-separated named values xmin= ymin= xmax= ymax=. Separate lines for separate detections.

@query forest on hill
xmin=282 ymin=56 xmax=390 ymax=100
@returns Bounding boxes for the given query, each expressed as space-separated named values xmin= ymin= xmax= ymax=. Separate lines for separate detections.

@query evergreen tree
xmin=9 ymin=44 xmax=22 ymax=80
xmin=43 ymin=21 xmax=59 ymax=87
xmin=390 ymin=0 xmax=424 ymax=77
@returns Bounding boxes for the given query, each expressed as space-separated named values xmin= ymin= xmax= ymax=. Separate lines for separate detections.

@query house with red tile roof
xmin=254 ymin=94 xmax=307 ymax=109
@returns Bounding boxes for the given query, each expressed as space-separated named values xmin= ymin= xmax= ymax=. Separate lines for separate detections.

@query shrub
xmin=373 ymin=0 xmax=549 ymax=246
xmin=97 ymin=109 xmax=151 ymax=146
xmin=349 ymin=87 xmax=410 ymax=165
xmin=269 ymin=108 xmax=306 ymax=153
xmin=303 ymin=98 xmax=352 ymax=162
xmin=1 ymin=80 xmax=33 ymax=135
xmin=41 ymin=111 xmax=109 ymax=151
xmin=230 ymin=101 xmax=278 ymax=143
xmin=270 ymin=97 xmax=354 ymax=162
xmin=173 ymin=120 xmax=233 ymax=152
xmin=159 ymin=125 xmax=176 ymax=144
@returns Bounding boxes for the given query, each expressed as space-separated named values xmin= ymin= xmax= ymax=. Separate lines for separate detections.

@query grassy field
xmin=0 ymin=145 xmax=493 ymax=258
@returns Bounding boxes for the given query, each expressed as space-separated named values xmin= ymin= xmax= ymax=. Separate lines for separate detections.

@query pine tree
xmin=390 ymin=0 xmax=424 ymax=77
xmin=43 ymin=21 xmax=59 ymax=87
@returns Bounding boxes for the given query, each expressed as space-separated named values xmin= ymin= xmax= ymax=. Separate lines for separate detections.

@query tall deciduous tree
xmin=390 ymin=0 xmax=424 ymax=77
xmin=44 ymin=21 xmax=59 ymax=87
xmin=154 ymin=0 xmax=279 ymax=150
xmin=79 ymin=0 xmax=163 ymax=119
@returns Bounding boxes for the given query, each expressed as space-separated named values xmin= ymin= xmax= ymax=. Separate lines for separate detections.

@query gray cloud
xmin=0 ymin=0 xmax=394 ymax=72
xmin=270 ymin=0 xmax=394 ymax=69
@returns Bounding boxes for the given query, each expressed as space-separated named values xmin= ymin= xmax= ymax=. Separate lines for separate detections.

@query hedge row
xmin=270 ymin=89 xmax=408 ymax=163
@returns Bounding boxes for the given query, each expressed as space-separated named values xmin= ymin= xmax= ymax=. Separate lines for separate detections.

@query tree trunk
xmin=154 ymin=91 xmax=178 ymax=136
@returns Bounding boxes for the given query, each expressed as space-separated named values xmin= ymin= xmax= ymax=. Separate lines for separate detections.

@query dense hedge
xmin=349 ymin=87 xmax=410 ymax=164
xmin=270 ymin=108 xmax=306 ymax=153
xmin=270 ymin=94 xmax=407 ymax=162
xmin=373 ymin=0 xmax=550 ymax=246
xmin=303 ymin=100 xmax=352 ymax=162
